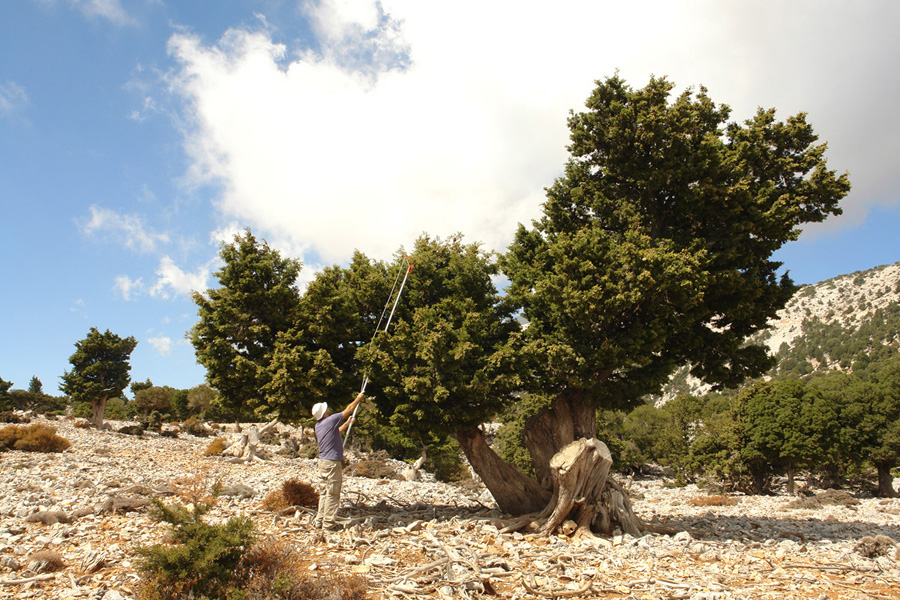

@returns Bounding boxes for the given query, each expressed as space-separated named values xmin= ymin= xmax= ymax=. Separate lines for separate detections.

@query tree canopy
xmin=190 ymin=230 xmax=302 ymax=419
xmin=60 ymin=327 xmax=137 ymax=427
xmin=362 ymin=234 xmax=520 ymax=440
xmin=502 ymin=74 xmax=850 ymax=410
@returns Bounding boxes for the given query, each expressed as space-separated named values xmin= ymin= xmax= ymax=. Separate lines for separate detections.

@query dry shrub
xmin=855 ymin=535 xmax=896 ymax=558
xmin=293 ymin=572 xmax=369 ymax=600
xmin=0 ymin=411 xmax=29 ymax=424
xmin=27 ymin=550 xmax=65 ymax=573
xmin=789 ymin=489 xmax=859 ymax=510
xmin=204 ymin=437 xmax=228 ymax=456
xmin=262 ymin=479 xmax=319 ymax=512
xmin=235 ymin=538 xmax=368 ymax=600
xmin=182 ymin=417 xmax=210 ymax=437
xmin=262 ymin=488 xmax=289 ymax=512
xmin=168 ymin=465 xmax=221 ymax=508
xmin=0 ymin=423 xmax=71 ymax=453
xmin=346 ymin=459 xmax=402 ymax=480
xmin=689 ymin=494 xmax=739 ymax=507
xmin=282 ymin=479 xmax=318 ymax=509
xmin=25 ymin=510 xmax=70 ymax=525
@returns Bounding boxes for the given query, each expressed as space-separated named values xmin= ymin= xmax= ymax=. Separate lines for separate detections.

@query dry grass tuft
xmin=203 ymin=437 xmax=228 ymax=456
xmin=27 ymin=550 xmax=66 ymax=573
xmin=0 ymin=423 xmax=71 ymax=453
xmin=281 ymin=478 xmax=319 ymax=509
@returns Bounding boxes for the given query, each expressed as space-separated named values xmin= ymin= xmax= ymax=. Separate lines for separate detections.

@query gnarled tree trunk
xmin=454 ymin=427 xmax=550 ymax=515
xmin=876 ymin=462 xmax=898 ymax=498
xmin=223 ymin=419 xmax=279 ymax=463
xmin=539 ymin=438 xmax=612 ymax=537
xmin=457 ymin=395 xmax=644 ymax=537
xmin=91 ymin=396 xmax=108 ymax=428
xmin=524 ymin=394 xmax=596 ymax=490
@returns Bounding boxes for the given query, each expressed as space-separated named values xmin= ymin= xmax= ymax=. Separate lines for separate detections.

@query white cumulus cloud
xmin=150 ymin=256 xmax=210 ymax=299
xmin=113 ymin=275 xmax=143 ymax=301
xmin=0 ymin=81 xmax=28 ymax=116
xmin=70 ymin=0 xmax=135 ymax=26
xmin=166 ymin=0 xmax=900 ymax=265
xmin=148 ymin=336 xmax=172 ymax=356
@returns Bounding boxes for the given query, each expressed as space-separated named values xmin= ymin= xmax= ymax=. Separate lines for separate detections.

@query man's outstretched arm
xmin=342 ymin=391 xmax=365 ymax=421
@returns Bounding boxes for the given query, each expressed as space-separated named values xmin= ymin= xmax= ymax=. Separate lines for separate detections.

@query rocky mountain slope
xmin=760 ymin=261 xmax=900 ymax=358
xmin=657 ymin=260 xmax=900 ymax=401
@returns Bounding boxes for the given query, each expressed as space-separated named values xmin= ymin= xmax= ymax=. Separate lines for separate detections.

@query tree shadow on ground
xmin=645 ymin=511 xmax=900 ymax=544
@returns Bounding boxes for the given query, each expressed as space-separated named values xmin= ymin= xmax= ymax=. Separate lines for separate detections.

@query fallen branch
xmin=521 ymin=574 xmax=593 ymax=598
xmin=0 ymin=573 xmax=56 ymax=585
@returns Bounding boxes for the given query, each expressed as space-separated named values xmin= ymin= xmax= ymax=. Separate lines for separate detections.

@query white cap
xmin=312 ymin=402 xmax=328 ymax=420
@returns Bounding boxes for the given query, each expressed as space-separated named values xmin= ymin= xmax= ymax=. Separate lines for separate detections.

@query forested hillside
xmin=765 ymin=262 xmax=900 ymax=376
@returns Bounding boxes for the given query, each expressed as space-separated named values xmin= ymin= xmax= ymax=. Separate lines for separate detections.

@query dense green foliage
xmin=136 ymin=497 xmax=256 ymax=599
xmin=501 ymin=74 xmax=849 ymax=411
xmin=191 ymin=230 xmax=302 ymax=420
xmin=136 ymin=496 xmax=368 ymax=600
xmin=59 ymin=327 xmax=138 ymax=426
xmin=600 ymin=357 xmax=900 ymax=496
xmin=363 ymin=235 xmax=520 ymax=439
xmin=0 ymin=378 xmax=12 ymax=411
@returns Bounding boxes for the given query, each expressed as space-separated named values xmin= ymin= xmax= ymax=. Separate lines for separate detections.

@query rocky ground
xmin=2 ymin=416 xmax=900 ymax=600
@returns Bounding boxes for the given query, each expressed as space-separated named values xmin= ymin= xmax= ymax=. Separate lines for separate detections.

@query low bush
xmin=0 ymin=423 xmax=71 ymax=453
xmin=182 ymin=417 xmax=210 ymax=437
xmin=135 ymin=498 xmax=255 ymax=600
xmin=204 ymin=437 xmax=229 ymax=456
xmin=262 ymin=479 xmax=319 ymax=512
xmin=346 ymin=459 xmax=403 ymax=480
xmin=689 ymin=494 xmax=739 ymax=507
xmin=135 ymin=497 xmax=367 ymax=600
xmin=0 ymin=411 xmax=30 ymax=424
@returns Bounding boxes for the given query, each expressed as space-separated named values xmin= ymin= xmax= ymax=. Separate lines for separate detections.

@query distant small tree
xmin=171 ymin=389 xmax=189 ymax=420
xmin=60 ymin=328 xmax=137 ymax=427
xmin=134 ymin=386 xmax=174 ymax=416
xmin=131 ymin=378 xmax=154 ymax=398
xmin=0 ymin=377 xmax=11 ymax=411
xmin=187 ymin=385 xmax=217 ymax=418
xmin=733 ymin=379 xmax=837 ymax=494
xmin=28 ymin=377 xmax=43 ymax=395
xmin=836 ymin=358 xmax=900 ymax=497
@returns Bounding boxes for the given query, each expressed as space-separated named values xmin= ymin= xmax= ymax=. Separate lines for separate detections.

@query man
xmin=312 ymin=391 xmax=364 ymax=530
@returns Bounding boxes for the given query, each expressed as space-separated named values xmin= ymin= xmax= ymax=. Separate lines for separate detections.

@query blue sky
xmin=2 ymin=1 xmax=899 ymax=394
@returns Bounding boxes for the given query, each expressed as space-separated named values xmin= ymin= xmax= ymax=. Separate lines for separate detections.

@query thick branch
xmin=455 ymin=427 xmax=550 ymax=515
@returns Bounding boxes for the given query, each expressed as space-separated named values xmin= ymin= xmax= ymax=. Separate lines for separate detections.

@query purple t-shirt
xmin=315 ymin=412 xmax=345 ymax=461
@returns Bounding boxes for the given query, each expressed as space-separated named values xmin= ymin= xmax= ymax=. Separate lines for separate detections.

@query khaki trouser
xmin=315 ymin=459 xmax=342 ymax=528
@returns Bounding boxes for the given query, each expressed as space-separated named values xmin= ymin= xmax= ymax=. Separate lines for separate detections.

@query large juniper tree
xmin=486 ymin=75 xmax=849 ymax=533
xmin=60 ymin=328 xmax=138 ymax=427
xmin=190 ymin=230 xmax=302 ymax=419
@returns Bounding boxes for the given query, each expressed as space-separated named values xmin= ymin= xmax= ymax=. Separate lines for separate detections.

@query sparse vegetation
xmin=136 ymin=487 xmax=366 ymax=600
xmin=204 ymin=437 xmax=229 ymax=456
xmin=0 ymin=423 xmax=71 ymax=453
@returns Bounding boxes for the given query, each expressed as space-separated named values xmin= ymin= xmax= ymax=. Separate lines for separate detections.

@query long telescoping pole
xmin=343 ymin=258 xmax=412 ymax=443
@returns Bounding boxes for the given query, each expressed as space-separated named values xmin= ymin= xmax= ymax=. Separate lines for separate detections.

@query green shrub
xmin=135 ymin=498 xmax=367 ymax=600
xmin=0 ymin=423 xmax=71 ymax=453
xmin=135 ymin=498 xmax=255 ymax=600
